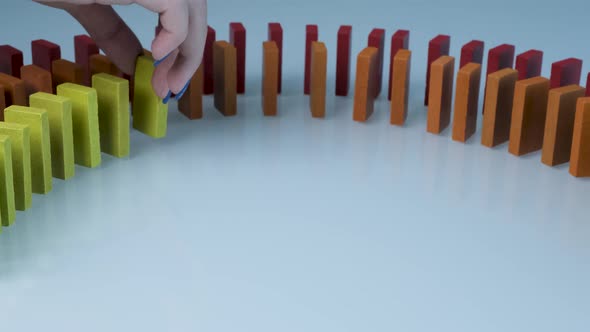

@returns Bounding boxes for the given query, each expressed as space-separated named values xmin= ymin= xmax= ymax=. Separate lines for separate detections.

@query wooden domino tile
xmin=20 ymin=65 xmax=53 ymax=102
xmin=586 ymin=73 xmax=590 ymax=97
xmin=484 ymin=44 xmax=515 ymax=112
xmin=390 ymin=49 xmax=411 ymax=126
xmin=460 ymin=40 xmax=484 ymax=69
xmin=353 ymin=47 xmax=378 ymax=122
xmin=452 ymin=63 xmax=482 ymax=142
xmin=132 ymin=55 xmax=168 ymax=138
xmin=570 ymin=97 xmax=590 ymax=177
xmin=481 ymin=68 xmax=518 ymax=148
xmin=304 ymin=24 xmax=319 ymax=95
xmin=4 ymin=106 xmax=53 ymax=194
xmin=203 ymin=26 xmax=216 ymax=95
xmin=0 ymin=85 xmax=5 ymax=112
xmin=387 ymin=30 xmax=410 ymax=101
xmin=509 ymin=76 xmax=550 ymax=156
xmin=541 ymin=85 xmax=585 ymax=167
xmin=0 ymin=122 xmax=32 ymax=211
xmin=268 ymin=23 xmax=283 ymax=94
xmin=74 ymin=35 xmax=100 ymax=85
xmin=550 ymin=58 xmax=583 ymax=89
xmin=52 ymin=59 xmax=84 ymax=91
xmin=368 ymin=28 xmax=386 ymax=98
xmin=262 ymin=41 xmax=279 ymax=116
xmin=424 ymin=35 xmax=450 ymax=106
xmin=335 ymin=25 xmax=352 ymax=97
xmin=0 ymin=135 xmax=16 ymax=227
xmin=90 ymin=54 xmax=122 ymax=78
xmin=515 ymin=50 xmax=543 ymax=80
xmin=310 ymin=41 xmax=327 ymax=118
xmin=0 ymin=45 xmax=24 ymax=78
xmin=427 ymin=56 xmax=455 ymax=134
xmin=31 ymin=39 xmax=61 ymax=72
xmin=213 ymin=41 xmax=237 ymax=116
xmin=178 ymin=64 xmax=204 ymax=120
xmin=230 ymin=23 xmax=246 ymax=94
xmin=0 ymin=73 xmax=27 ymax=119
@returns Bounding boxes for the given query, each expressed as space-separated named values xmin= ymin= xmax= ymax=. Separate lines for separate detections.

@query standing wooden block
xmin=304 ymin=25 xmax=319 ymax=95
xmin=213 ymin=41 xmax=237 ymax=116
xmin=368 ymin=28 xmax=386 ymax=98
xmin=390 ymin=49 xmax=411 ymax=126
xmin=353 ymin=47 xmax=378 ymax=122
xmin=203 ymin=26 xmax=216 ymax=95
xmin=481 ymin=69 xmax=518 ymax=148
xmin=31 ymin=39 xmax=61 ymax=72
xmin=268 ymin=23 xmax=283 ymax=94
xmin=57 ymin=83 xmax=101 ymax=168
xmin=310 ymin=42 xmax=327 ymax=118
xmin=515 ymin=50 xmax=543 ymax=80
xmin=0 ymin=85 xmax=5 ymax=115
xmin=92 ymin=73 xmax=130 ymax=158
xmin=29 ymin=92 xmax=75 ymax=180
xmin=0 ymin=73 xmax=27 ymax=119
xmin=452 ymin=63 xmax=482 ymax=142
xmin=387 ymin=30 xmax=409 ymax=101
xmin=90 ymin=54 xmax=122 ymax=77
xmin=0 ymin=135 xmax=16 ymax=227
xmin=0 ymin=123 xmax=31 ymax=211
xmin=570 ymin=97 xmax=590 ymax=177
xmin=132 ymin=55 xmax=168 ymax=138
xmin=509 ymin=77 xmax=550 ymax=156
xmin=178 ymin=64 xmax=204 ymax=120
xmin=427 ymin=56 xmax=455 ymax=134
xmin=486 ymin=44 xmax=515 ymax=75
xmin=541 ymin=85 xmax=585 ymax=166
xmin=230 ymin=23 xmax=246 ymax=94
xmin=460 ymin=40 xmax=484 ymax=69
xmin=550 ymin=58 xmax=583 ymax=89
xmin=586 ymin=73 xmax=590 ymax=96
xmin=425 ymin=35 xmax=451 ymax=106
xmin=335 ymin=25 xmax=352 ymax=97
xmin=52 ymin=59 xmax=84 ymax=91
xmin=262 ymin=41 xmax=279 ymax=116
xmin=74 ymin=35 xmax=100 ymax=85
xmin=4 ymin=106 xmax=53 ymax=194
xmin=0 ymin=45 xmax=24 ymax=78
xmin=20 ymin=65 xmax=53 ymax=102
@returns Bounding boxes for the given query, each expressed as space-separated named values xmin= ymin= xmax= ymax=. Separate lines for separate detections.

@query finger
xmin=152 ymin=49 xmax=179 ymax=99
xmin=150 ymin=1 xmax=190 ymax=61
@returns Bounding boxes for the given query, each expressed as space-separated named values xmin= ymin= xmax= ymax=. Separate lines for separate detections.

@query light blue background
xmin=1 ymin=0 xmax=590 ymax=331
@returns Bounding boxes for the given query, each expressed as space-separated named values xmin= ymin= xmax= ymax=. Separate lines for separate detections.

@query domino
xmin=203 ymin=26 xmax=216 ymax=95
xmin=427 ymin=56 xmax=455 ymax=134
xmin=509 ymin=76 xmax=550 ymax=156
xmin=92 ymin=73 xmax=130 ymax=158
xmin=387 ymin=30 xmax=409 ymax=101
xmin=52 ymin=59 xmax=84 ymax=91
xmin=304 ymin=24 xmax=319 ymax=95
xmin=586 ymin=73 xmax=590 ymax=97
xmin=460 ymin=40 xmax=484 ymax=69
xmin=481 ymin=68 xmax=518 ymax=148
xmin=29 ymin=92 xmax=75 ymax=180
xmin=178 ymin=64 xmax=204 ymax=120
xmin=310 ymin=41 xmax=327 ymax=118
xmin=452 ymin=62 xmax=482 ymax=142
xmin=31 ymin=39 xmax=61 ymax=72
xmin=230 ymin=22 xmax=246 ymax=94
xmin=213 ymin=41 xmax=237 ymax=116
xmin=424 ymin=35 xmax=450 ymax=106
xmin=89 ymin=54 xmax=122 ymax=78
xmin=570 ymin=97 xmax=590 ymax=177
xmin=268 ymin=23 xmax=283 ymax=93
xmin=353 ymin=47 xmax=378 ymax=122
xmin=484 ymin=44 xmax=515 ymax=112
xmin=0 ymin=85 xmax=5 ymax=111
xmin=132 ymin=55 xmax=168 ymax=138
xmin=0 ymin=45 xmax=24 ymax=78
xmin=0 ymin=122 xmax=32 ymax=211
xmin=390 ymin=49 xmax=411 ymax=126
xmin=0 ymin=135 xmax=16 ymax=227
xmin=515 ymin=50 xmax=543 ymax=80
xmin=550 ymin=58 xmax=583 ymax=89
xmin=368 ymin=28 xmax=386 ymax=98
xmin=57 ymin=83 xmax=101 ymax=168
xmin=74 ymin=35 xmax=100 ymax=85
xmin=4 ymin=106 xmax=52 ymax=194
xmin=0 ymin=73 xmax=27 ymax=119
xmin=20 ymin=65 xmax=53 ymax=102
xmin=335 ymin=25 xmax=352 ymax=97
xmin=262 ymin=41 xmax=279 ymax=116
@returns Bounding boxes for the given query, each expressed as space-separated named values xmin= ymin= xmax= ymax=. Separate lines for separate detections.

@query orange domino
xmin=427 ymin=56 xmax=455 ymax=134
xmin=508 ymin=76 xmax=550 ymax=156
xmin=213 ymin=41 xmax=237 ymax=116
xmin=0 ymin=73 xmax=26 ymax=119
xmin=353 ymin=47 xmax=378 ymax=122
xmin=541 ymin=85 xmax=585 ymax=166
xmin=452 ymin=63 xmax=481 ymax=142
xmin=89 ymin=54 xmax=122 ymax=77
xmin=570 ymin=97 xmax=590 ymax=177
xmin=389 ymin=49 xmax=411 ymax=126
xmin=481 ymin=69 xmax=518 ymax=148
xmin=262 ymin=41 xmax=279 ymax=116
xmin=52 ymin=59 xmax=84 ymax=91
xmin=20 ymin=65 xmax=53 ymax=101
xmin=310 ymin=41 xmax=327 ymax=118
xmin=178 ymin=64 xmax=204 ymax=120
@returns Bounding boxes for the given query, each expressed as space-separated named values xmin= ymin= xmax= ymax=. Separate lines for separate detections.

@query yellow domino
xmin=4 ymin=106 xmax=53 ymax=194
xmin=0 ymin=123 xmax=32 ymax=211
xmin=132 ymin=55 xmax=168 ymax=138
xmin=57 ymin=83 xmax=101 ymax=168
xmin=0 ymin=135 xmax=16 ymax=227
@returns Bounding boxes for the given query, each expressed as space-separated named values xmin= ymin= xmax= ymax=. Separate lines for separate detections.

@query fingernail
xmin=162 ymin=91 xmax=172 ymax=104
xmin=174 ymin=81 xmax=191 ymax=101
xmin=154 ymin=53 xmax=171 ymax=67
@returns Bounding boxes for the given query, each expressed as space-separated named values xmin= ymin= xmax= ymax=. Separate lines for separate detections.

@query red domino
xmin=203 ymin=26 xmax=216 ymax=94
xmin=387 ymin=30 xmax=409 ymax=101
xmin=425 ymin=35 xmax=450 ymax=105
xmin=550 ymin=58 xmax=583 ymax=89
xmin=268 ymin=23 xmax=283 ymax=94
xmin=586 ymin=73 xmax=590 ymax=96
xmin=31 ymin=39 xmax=61 ymax=72
xmin=0 ymin=45 xmax=23 ymax=78
xmin=74 ymin=35 xmax=100 ymax=85
xmin=335 ymin=25 xmax=352 ymax=96
xmin=460 ymin=40 xmax=484 ymax=68
xmin=368 ymin=28 xmax=385 ymax=98
xmin=486 ymin=44 xmax=515 ymax=76
xmin=304 ymin=24 xmax=318 ymax=95
xmin=515 ymin=50 xmax=543 ymax=80
xmin=230 ymin=22 xmax=246 ymax=94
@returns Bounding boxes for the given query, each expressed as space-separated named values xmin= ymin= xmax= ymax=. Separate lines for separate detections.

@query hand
xmin=35 ymin=0 xmax=208 ymax=101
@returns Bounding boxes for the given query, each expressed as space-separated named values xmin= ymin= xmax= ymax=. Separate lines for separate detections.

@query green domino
xmin=30 ymin=92 xmax=75 ymax=180
xmin=92 ymin=73 xmax=130 ymax=158
xmin=57 ymin=83 xmax=101 ymax=168
xmin=0 ymin=123 xmax=32 ymax=211
xmin=4 ymin=106 xmax=53 ymax=194
xmin=132 ymin=55 xmax=168 ymax=138
xmin=0 ymin=135 xmax=16 ymax=227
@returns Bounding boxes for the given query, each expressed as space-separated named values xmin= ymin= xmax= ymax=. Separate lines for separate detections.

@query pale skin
xmin=34 ymin=0 xmax=208 ymax=101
